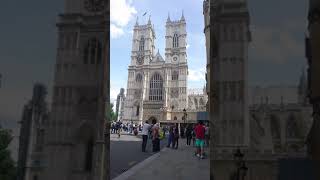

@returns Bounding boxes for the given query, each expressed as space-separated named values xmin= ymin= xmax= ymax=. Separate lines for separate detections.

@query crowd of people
xmin=111 ymin=119 xmax=209 ymax=159
xmin=140 ymin=120 xmax=210 ymax=159
xmin=110 ymin=121 xmax=142 ymax=137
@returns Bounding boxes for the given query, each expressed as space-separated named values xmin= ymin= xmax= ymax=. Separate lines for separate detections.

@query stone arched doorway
xmin=148 ymin=116 xmax=157 ymax=124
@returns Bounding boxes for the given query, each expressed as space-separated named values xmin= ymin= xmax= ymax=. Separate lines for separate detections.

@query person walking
xmin=167 ymin=124 xmax=174 ymax=148
xmin=151 ymin=120 xmax=160 ymax=152
xmin=141 ymin=120 xmax=151 ymax=152
xmin=186 ymin=124 xmax=193 ymax=146
xmin=116 ymin=121 xmax=121 ymax=138
xmin=172 ymin=123 xmax=179 ymax=149
xmin=195 ymin=121 xmax=206 ymax=159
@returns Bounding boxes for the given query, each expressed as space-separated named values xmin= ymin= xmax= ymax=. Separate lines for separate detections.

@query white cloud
xmin=110 ymin=88 xmax=119 ymax=102
xmin=111 ymin=24 xmax=125 ymax=39
xmin=110 ymin=0 xmax=137 ymax=39
xmin=111 ymin=0 xmax=137 ymax=27
xmin=110 ymin=81 xmax=126 ymax=102
xmin=186 ymin=44 xmax=190 ymax=49
xmin=188 ymin=68 xmax=206 ymax=81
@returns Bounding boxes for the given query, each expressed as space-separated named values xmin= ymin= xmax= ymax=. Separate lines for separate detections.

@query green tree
xmin=0 ymin=126 xmax=16 ymax=180
xmin=106 ymin=103 xmax=118 ymax=122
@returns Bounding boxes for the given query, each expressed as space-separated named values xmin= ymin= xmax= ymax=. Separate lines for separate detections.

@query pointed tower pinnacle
xmin=167 ymin=12 xmax=171 ymax=22
xmin=148 ymin=15 xmax=151 ymax=25
xmin=135 ymin=16 xmax=139 ymax=26
xmin=181 ymin=10 xmax=185 ymax=21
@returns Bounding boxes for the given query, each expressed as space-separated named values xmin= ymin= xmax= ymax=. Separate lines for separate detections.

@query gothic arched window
xmin=194 ymin=98 xmax=198 ymax=108
xmin=139 ymin=36 xmax=145 ymax=51
xmin=136 ymin=73 xmax=143 ymax=83
xmin=270 ymin=115 xmax=280 ymax=138
xmin=83 ymin=38 xmax=102 ymax=65
xmin=172 ymin=71 xmax=179 ymax=80
xmin=136 ymin=105 xmax=140 ymax=116
xmin=149 ymin=73 xmax=163 ymax=101
xmin=286 ymin=114 xmax=299 ymax=138
xmin=199 ymin=98 xmax=205 ymax=106
xmin=173 ymin=33 xmax=179 ymax=48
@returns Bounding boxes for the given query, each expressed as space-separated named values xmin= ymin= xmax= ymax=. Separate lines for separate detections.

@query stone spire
xmin=135 ymin=16 xmax=139 ymax=26
xmin=181 ymin=10 xmax=185 ymax=21
xmin=148 ymin=15 xmax=151 ymax=25
xmin=167 ymin=12 xmax=171 ymax=22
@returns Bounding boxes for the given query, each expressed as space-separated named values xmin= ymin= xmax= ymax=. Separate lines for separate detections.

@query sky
xmin=0 ymin=0 xmax=309 ymax=154
xmin=110 ymin=0 xmax=309 ymax=102
xmin=110 ymin=0 xmax=207 ymax=102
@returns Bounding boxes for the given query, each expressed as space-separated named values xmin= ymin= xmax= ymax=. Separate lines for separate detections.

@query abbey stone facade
xmin=34 ymin=0 xmax=109 ymax=180
xmin=123 ymin=14 xmax=188 ymax=124
xmin=204 ymin=0 xmax=313 ymax=179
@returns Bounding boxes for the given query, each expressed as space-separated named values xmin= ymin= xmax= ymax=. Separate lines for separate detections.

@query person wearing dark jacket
xmin=185 ymin=124 xmax=193 ymax=146
xmin=172 ymin=123 xmax=179 ymax=149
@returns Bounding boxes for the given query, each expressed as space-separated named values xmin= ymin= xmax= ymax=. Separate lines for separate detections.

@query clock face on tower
xmin=84 ymin=0 xmax=105 ymax=12
xmin=173 ymin=57 xmax=178 ymax=62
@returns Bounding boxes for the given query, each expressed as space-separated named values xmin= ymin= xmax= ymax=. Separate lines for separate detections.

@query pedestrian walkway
xmin=113 ymin=139 xmax=210 ymax=180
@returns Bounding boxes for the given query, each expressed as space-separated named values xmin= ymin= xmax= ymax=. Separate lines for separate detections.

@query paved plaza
xmin=112 ymin=137 xmax=210 ymax=180
xmin=110 ymin=133 xmax=168 ymax=179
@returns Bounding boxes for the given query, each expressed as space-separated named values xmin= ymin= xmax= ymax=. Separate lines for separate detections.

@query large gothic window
xmin=149 ymin=73 xmax=163 ymax=101
xmin=199 ymin=98 xmax=205 ymax=107
xmin=173 ymin=33 xmax=179 ymax=48
xmin=139 ymin=36 xmax=145 ymax=51
xmin=83 ymin=38 xmax=102 ymax=65
xmin=172 ymin=71 xmax=179 ymax=80
xmin=286 ymin=114 xmax=299 ymax=138
xmin=270 ymin=115 xmax=280 ymax=138
xmin=136 ymin=105 xmax=140 ymax=116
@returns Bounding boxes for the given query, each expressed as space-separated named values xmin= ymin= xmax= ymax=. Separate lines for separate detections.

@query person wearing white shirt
xmin=141 ymin=121 xmax=151 ymax=152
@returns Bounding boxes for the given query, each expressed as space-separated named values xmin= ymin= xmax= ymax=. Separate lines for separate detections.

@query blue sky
xmin=110 ymin=0 xmax=207 ymax=101
xmin=110 ymin=0 xmax=309 ymax=101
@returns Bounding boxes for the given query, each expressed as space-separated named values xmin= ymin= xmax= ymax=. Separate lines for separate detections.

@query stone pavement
xmin=110 ymin=133 xmax=142 ymax=142
xmin=113 ymin=139 xmax=210 ymax=180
